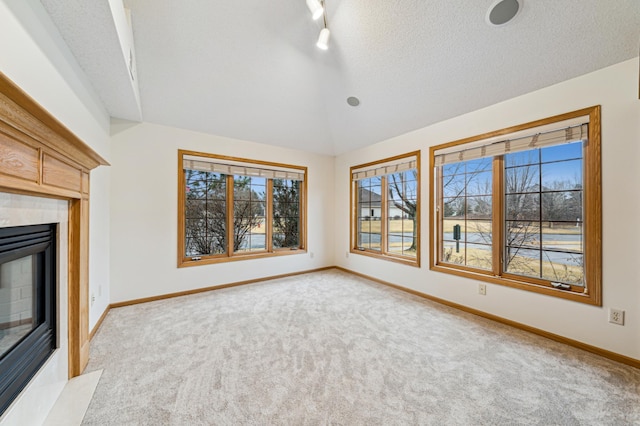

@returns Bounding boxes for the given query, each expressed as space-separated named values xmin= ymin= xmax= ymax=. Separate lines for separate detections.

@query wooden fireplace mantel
xmin=0 ymin=71 xmax=109 ymax=378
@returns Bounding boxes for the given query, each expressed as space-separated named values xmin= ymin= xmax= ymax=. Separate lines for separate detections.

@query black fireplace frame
xmin=0 ymin=224 xmax=57 ymax=416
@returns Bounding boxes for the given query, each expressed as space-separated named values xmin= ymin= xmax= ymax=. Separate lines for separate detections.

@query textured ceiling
xmin=41 ymin=0 xmax=142 ymax=122
xmin=41 ymin=0 xmax=640 ymax=155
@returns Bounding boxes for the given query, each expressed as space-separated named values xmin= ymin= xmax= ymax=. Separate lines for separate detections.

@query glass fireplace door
xmin=0 ymin=254 xmax=37 ymax=357
xmin=0 ymin=224 xmax=56 ymax=416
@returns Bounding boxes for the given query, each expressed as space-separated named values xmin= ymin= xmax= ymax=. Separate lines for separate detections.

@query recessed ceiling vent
xmin=486 ymin=0 xmax=521 ymax=26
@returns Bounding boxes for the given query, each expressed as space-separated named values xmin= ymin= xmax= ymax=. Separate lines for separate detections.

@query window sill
xmin=350 ymin=248 xmax=420 ymax=268
xmin=178 ymin=248 xmax=307 ymax=268
xmin=430 ymin=263 xmax=600 ymax=305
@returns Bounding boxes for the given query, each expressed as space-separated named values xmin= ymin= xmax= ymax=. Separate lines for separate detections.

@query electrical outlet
xmin=345 ymin=251 xmax=349 ymax=258
xmin=309 ymin=252 xmax=314 ymax=259
xmin=609 ymin=308 xmax=625 ymax=325
xmin=478 ymin=283 xmax=487 ymax=295
xmin=91 ymin=294 xmax=95 ymax=306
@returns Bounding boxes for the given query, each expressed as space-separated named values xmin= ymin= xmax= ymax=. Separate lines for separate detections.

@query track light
xmin=306 ymin=0 xmax=330 ymax=50
xmin=316 ymin=28 xmax=330 ymax=50
xmin=306 ymin=0 xmax=324 ymax=20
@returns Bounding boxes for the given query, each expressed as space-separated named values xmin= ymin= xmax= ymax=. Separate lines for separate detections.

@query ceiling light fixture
xmin=306 ymin=0 xmax=324 ymax=20
xmin=316 ymin=28 xmax=330 ymax=50
xmin=314 ymin=0 xmax=330 ymax=50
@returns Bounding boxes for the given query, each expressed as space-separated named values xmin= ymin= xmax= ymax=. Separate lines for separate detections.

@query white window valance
xmin=352 ymin=155 xmax=418 ymax=181
xmin=433 ymin=118 xmax=589 ymax=166
xmin=183 ymin=155 xmax=305 ymax=181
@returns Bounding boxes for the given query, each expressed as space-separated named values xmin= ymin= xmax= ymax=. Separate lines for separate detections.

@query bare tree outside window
xmin=185 ymin=170 xmax=227 ymax=256
xmin=233 ymin=176 xmax=266 ymax=252
xmin=504 ymin=143 xmax=584 ymax=285
xmin=272 ymin=179 xmax=301 ymax=248
xmin=388 ymin=170 xmax=418 ymax=255
xmin=441 ymin=158 xmax=493 ymax=269
xmin=184 ymin=172 xmax=266 ymax=255
xmin=439 ymin=141 xmax=584 ymax=285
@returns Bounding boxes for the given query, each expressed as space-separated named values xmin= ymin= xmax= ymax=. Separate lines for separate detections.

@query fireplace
xmin=0 ymin=224 xmax=57 ymax=416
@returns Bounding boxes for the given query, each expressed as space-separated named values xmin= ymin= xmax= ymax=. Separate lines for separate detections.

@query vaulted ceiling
xmin=41 ymin=0 xmax=640 ymax=155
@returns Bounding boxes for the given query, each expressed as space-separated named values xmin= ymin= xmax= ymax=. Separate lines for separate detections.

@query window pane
xmin=442 ymin=240 xmax=465 ymax=266
xmin=389 ymin=171 xmax=418 ymax=198
xmin=466 ymin=219 xmax=492 ymax=244
xmin=386 ymin=170 xmax=418 ymax=258
xmin=505 ymin=193 xmax=540 ymax=221
xmin=442 ymin=163 xmax=462 ymax=177
xmin=233 ymin=176 xmax=266 ymax=253
xmin=505 ymin=248 xmax=541 ymax=278
xmin=465 ymin=158 xmax=492 ymax=172
xmin=442 ymin=219 xmax=462 ymax=243
xmin=439 ymin=159 xmax=492 ymax=268
xmin=387 ymin=229 xmax=404 ymax=254
xmin=443 ymin=174 xmax=466 ymax=198
xmin=541 ymin=191 xmax=582 ymax=222
xmin=505 ymin=221 xmax=540 ymax=250
xmin=467 ymin=195 xmax=492 ymax=218
xmin=443 ymin=197 xmax=464 ymax=218
xmin=466 ymin=171 xmax=492 ymax=196
xmin=272 ymin=179 xmax=300 ymax=249
xmin=541 ymin=141 xmax=582 ymax=163
xmin=503 ymin=145 xmax=586 ymax=284
xmin=357 ymin=178 xmax=382 ymax=251
xmin=466 ymin=243 xmax=492 ymax=270
xmin=387 ymin=217 xmax=416 ymax=257
xmin=506 ymin=149 xmax=539 ymax=167
xmin=184 ymin=170 xmax=227 ymax=256
xmin=541 ymin=160 xmax=582 ymax=189
xmin=442 ymin=219 xmax=492 ymax=269
xmin=541 ymin=222 xmax=582 ymax=253
xmin=541 ymin=251 xmax=583 ymax=286
xmin=505 ymin=165 xmax=540 ymax=194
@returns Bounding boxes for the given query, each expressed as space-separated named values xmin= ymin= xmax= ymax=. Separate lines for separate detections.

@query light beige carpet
xmin=83 ymin=269 xmax=640 ymax=425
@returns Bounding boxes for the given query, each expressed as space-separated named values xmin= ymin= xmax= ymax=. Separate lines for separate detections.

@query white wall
xmin=109 ymin=122 xmax=335 ymax=303
xmin=335 ymin=59 xmax=640 ymax=361
xmin=0 ymin=1 xmax=112 ymax=424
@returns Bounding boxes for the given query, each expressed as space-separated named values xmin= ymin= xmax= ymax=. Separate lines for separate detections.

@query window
xmin=430 ymin=106 xmax=601 ymax=305
xmin=351 ymin=151 xmax=420 ymax=266
xmin=178 ymin=150 xmax=306 ymax=267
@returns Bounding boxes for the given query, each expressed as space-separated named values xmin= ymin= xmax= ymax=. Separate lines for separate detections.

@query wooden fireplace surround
xmin=0 ymin=72 xmax=109 ymax=378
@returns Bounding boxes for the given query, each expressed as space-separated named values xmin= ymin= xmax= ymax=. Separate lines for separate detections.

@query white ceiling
xmin=41 ymin=0 xmax=640 ymax=156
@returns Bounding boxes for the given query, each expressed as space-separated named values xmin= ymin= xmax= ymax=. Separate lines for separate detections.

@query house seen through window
xmin=351 ymin=151 xmax=420 ymax=266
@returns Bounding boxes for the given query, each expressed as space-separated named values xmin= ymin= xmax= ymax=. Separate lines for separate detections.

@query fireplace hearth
xmin=0 ymin=224 xmax=56 ymax=416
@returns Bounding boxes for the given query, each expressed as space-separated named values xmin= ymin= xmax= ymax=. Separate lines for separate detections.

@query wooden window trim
xmin=350 ymin=151 xmax=421 ymax=267
xmin=177 ymin=150 xmax=307 ymax=267
xmin=429 ymin=106 xmax=602 ymax=305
